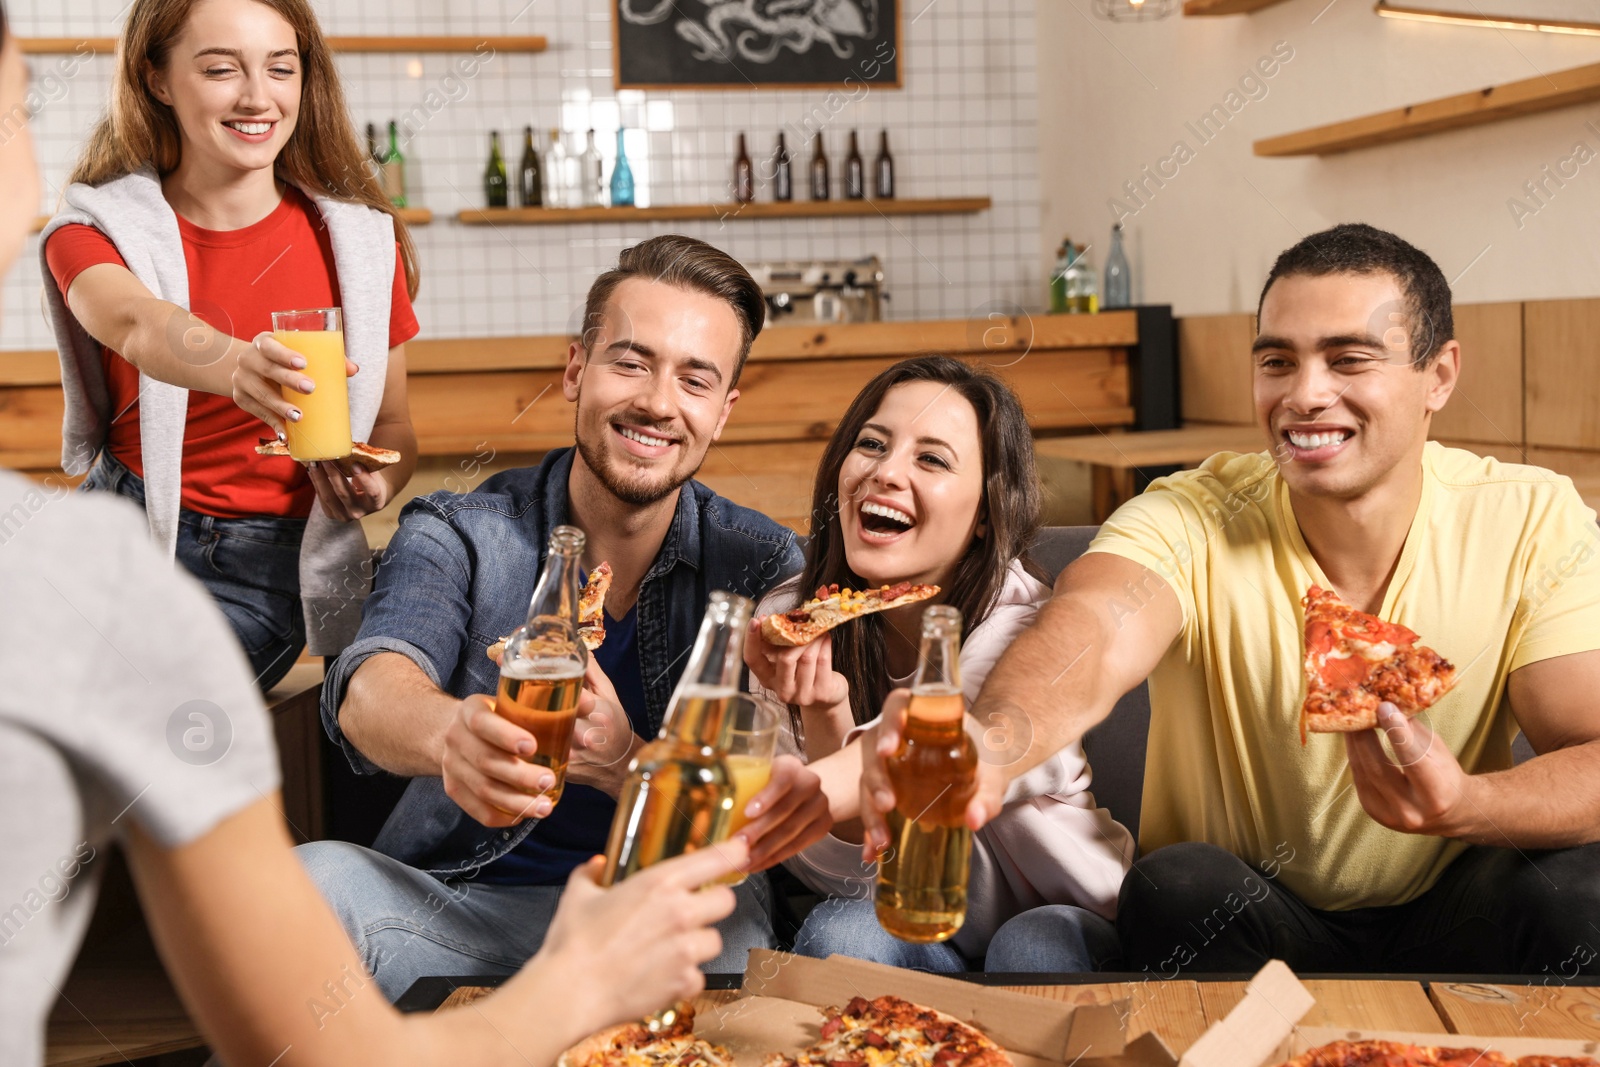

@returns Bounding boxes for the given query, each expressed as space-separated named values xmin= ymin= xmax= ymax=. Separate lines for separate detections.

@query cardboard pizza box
xmin=691 ymin=949 xmax=1130 ymax=1066
xmin=1124 ymin=960 xmax=1600 ymax=1067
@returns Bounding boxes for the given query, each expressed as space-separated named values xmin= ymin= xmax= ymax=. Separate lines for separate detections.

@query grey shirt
xmin=0 ymin=470 xmax=280 ymax=1067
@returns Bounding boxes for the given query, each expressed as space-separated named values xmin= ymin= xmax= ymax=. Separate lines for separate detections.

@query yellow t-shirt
xmin=1087 ymin=442 xmax=1600 ymax=910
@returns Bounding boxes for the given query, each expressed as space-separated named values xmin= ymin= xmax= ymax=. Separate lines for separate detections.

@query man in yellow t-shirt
xmin=858 ymin=223 xmax=1600 ymax=974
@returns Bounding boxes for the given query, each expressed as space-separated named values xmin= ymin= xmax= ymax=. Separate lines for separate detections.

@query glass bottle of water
xmin=610 ymin=128 xmax=635 ymax=207
xmin=1104 ymin=223 xmax=1132 ymax=309
xmin=579 ymin=129 xmax=605 ymax=207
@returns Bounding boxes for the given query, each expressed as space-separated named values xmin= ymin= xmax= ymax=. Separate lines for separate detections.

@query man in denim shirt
xmin=297 ymin=236 xmax=829 ymax=1001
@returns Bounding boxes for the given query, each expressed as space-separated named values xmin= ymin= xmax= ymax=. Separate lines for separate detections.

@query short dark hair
xmin=1257 ymin=223 xmax=1454 ymax=368
xmin=580 ymin=234 xmax=766 ymax=387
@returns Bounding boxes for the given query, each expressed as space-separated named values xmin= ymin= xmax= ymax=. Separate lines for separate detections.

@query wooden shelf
xmin=29 ymin=207 xmax=433 ymax=233
xmin=18 ymin=35 xmax=546 ymax=54
xmin=1183 ymin=0 xmax=1291 ymax=14
xmin=1255 ymin=60 xmax=1600 ymax=156
xmin=456 ymin=197 xmax=992 ymax=226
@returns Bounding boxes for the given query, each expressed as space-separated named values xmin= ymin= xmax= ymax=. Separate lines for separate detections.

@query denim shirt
xmin=321 ymin=447 xmax=803 ymax=876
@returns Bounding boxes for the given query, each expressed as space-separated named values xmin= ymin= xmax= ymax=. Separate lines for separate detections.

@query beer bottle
xmin=874 ymin=605 xmax=977 ymax=942
xmin=485 ymin=131 xmax=509 ymax=209
xmin=600 ymin=591 xmax=751 ymax=886
xmin=809 ymin=131 xmax=830 ymax=201
xmin=734 ymin=132 xmax=755 ymax=203
xmin=518 ymin=125 xmax=543 ymax=208
xmin=845 ymin=130 xmax=865 ymax=200
xmin=381 ymin=120 xmax=407 ymax=208
xmin=495 ymin=526 xmax=589 ymax=808
xmin=366 ymin=122 xmax=381 ymax=169
xmin=874 ymin=129 xmax=895 ymax=199
xmin=773 ymin=132 xmax=793 ymax=202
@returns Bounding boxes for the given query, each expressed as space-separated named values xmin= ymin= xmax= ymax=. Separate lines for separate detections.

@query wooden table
xmin=1035 ymin=424 xmax=1266 ymax=522
xmin=423 ymin=975 xmax=1600 ymax=1061
xmin=43 ymin=664 xmax=326 ymax=1067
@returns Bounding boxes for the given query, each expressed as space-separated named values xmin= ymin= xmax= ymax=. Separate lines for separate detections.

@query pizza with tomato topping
xmin=762 ymin=994 xmax=1012 ymax=1067
xmin=1300 ymin=585 xmax=1458 ymax=743
xmin=759 ymin=582 xmax=939 ymax=647
xmin=1274 ymin=1038 xmax=1598 ymax=1066
xmin=557 ymin=1003 xmax=735 ymax=1067
xmin=488 ymin=562 xmax=612 ymax=664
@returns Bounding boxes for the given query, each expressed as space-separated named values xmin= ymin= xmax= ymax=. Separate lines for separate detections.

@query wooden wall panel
xmin=1433 ymin=302 xmax=1523 ymax=447
xmin=1177 ymin=313 xmax=1255 ymax=426
xmin=1526 ymin=297 xmax=1600 ymax=451
xmin=0 ymin=384 xmax=66 ymax=469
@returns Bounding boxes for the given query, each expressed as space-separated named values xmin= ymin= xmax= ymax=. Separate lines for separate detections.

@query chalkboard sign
xmin=614 ymin=0 xmax=901 ymax=90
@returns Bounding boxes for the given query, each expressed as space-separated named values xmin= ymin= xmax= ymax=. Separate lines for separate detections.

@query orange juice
xmin=274 ymin=328 xmax=352 ymax=461
xmin=714 ymin=753 xmax=772 ymax=885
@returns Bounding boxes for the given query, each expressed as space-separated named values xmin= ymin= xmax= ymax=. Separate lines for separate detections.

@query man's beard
xmin=575 ymin=416 xmax=703 ymax=507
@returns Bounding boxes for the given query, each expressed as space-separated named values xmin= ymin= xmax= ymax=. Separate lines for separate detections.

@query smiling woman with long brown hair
xmin=41 ymin=0 xmax=421 ymax=688
xmin=744 ymin=355 xmax=1135 ymax=973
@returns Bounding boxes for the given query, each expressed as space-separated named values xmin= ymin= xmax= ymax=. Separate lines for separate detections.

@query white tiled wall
xmin=3 ymin=0 xmax=1041 ymax=348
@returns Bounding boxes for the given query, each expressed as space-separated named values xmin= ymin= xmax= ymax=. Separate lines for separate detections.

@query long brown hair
xmin=69 ymin=0 xmax=419 ymax=299
xmin=792 ymin=356 xmax=1046 ymax=742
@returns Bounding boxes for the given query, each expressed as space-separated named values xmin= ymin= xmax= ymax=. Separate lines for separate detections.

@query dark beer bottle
xmin=734 ymin=133 xmax=755 ymax=203
xmin=845 ymin=130 xmax=865 ymax=200
xmin=875 ymin=129 xmax=895 ymax=199
xmin=773 ymin=133 xmax=793 ymax=202
xmin=518 ymin=125 xmax=543 ymax=208
xmin=810 ymin=132 xmax=830 ymax=201
xmin=485 ymin=131 xmax=509 ymax=209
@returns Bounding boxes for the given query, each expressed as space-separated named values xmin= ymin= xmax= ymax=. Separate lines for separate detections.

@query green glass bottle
xmin=381 ymin=120 xmax=407 ymax=209
xmin=485 ymin=131 xmax=509 ymax=209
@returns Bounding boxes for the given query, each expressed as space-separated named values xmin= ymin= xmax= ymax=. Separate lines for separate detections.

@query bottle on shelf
xmin=517 ymin=125 xmax=543 ymax=209
xmin=579 ymin=128 xmax=605 ymax=208
xmin=845 ymin=129 xmax=865 ymax=200
xmin=610 ymin=127 xmax=635 ymax=207
xmin=734 ymin=132 xmax=755 ymax=204
xmin=809 ymin=131 xmax=830 ymax=201
xmin=366 ymin=122 xmax=381 ymax=171
xmin=380 ymin=119 xmax=406 ymax=209
xmin=1103 ymin=223 xmax=1132 ymax=309
xmin=600 ymin=591 xmax=751 ymax=886
xmin=484 ymin=131 xmax=509 ymax=209
xmin=495 ymin=525 xmax=590 ymax=808
xmin=874 ymin=129 xmax=894 ymax=199
xmin=543 ymin=129 xmax=569 ymax=208
xmin=1049 ymin=240 xmax=1070 ymax=314
xmin=773 ymin=132 xmax=793 ymax=202
xmin=1066 ymin=243 xmax=1100 ymax=314
xmin=874 ymin=605 xmax=977 ymax=943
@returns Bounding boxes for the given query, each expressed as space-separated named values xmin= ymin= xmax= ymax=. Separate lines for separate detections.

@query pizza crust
xmin=488 ymin=561 xmax=611 ymax=664
xmin=253 ymin=437 xmax=400 ymax=470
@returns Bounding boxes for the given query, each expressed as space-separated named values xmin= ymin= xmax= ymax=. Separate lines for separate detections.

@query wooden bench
xmin=44 ymin=663 xmax=325 ymax=1067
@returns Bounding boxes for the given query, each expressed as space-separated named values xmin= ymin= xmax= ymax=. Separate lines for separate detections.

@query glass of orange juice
xmin=271 ymin=307 xmax=352 ymax=462
xmin=714 ymin=693 xmax=779 ymax=887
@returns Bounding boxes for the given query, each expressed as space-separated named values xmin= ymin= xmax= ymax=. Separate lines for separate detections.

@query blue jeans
xmin=296 ymin=839 xmax=780 ymax=1001
xmin=795 ymin=897 xmax=1121 ymax=973
xmin=984 ymin=905 xmax=1124 ymax=972
xmin=81 ymin=451 xmax=306 ymax=692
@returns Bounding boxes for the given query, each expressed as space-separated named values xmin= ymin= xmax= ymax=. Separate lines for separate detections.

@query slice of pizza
xmin=760 ymin=582 xmax=939 ymax=648
xmin=558 ymin=1003 xmax=735 ymax=1067
xmin=487 ymin=561 xmax=612 ymax=665
xmin=1275 ymin=1039 xmax=1528 ymax=1066
xmin=1300 ymin=585 xmax=1458 ymax=743
xmin=764 ymin=994 xmax=1013 ymax=1067
xmin=254 ymin=437 xmax=401 ymax=471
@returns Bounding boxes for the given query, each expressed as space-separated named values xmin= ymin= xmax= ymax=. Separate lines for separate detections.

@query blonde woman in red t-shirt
xmin=43 ymin=0 xmax=420 ymax=690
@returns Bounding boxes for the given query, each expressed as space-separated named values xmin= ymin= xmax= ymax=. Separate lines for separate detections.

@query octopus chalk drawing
xmin=620 ymin=0 xmax=878 ymax=65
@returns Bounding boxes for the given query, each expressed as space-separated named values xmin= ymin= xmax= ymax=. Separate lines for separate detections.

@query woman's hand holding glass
xmin=233 ymin=330 xmax=356 ymax=435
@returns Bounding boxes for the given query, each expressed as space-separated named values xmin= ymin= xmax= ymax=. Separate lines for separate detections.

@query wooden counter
xmin=1 ymin=310 xmax=1177 ymax=538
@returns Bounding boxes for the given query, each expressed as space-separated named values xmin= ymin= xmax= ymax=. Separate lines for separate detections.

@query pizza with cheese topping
xmin=759 ymin=582 xmax=939 ymax=648
xmin=558 ymin=1003 xmax=735 ymax=1067
xmin=488 ymin=561 xmax=612 ymax=664
xmin=1275 ymin=1038 xmax=1598 ymax=1066
xmin=762 ymin=994 xmax=1012 ymax=1067
xmin=1300 ymin=585 xmax=1457 ymax=744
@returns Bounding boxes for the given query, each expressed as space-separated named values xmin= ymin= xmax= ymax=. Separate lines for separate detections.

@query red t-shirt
xmin=45 ymin=186 xmax=420 ymax=519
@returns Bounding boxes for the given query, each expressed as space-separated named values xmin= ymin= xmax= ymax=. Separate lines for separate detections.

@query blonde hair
xmin=70 ymin=0 xmax=419 ymax=299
